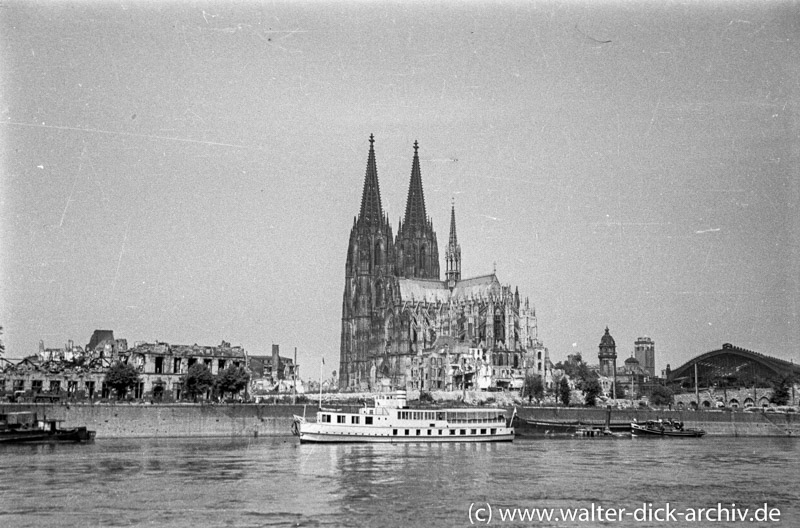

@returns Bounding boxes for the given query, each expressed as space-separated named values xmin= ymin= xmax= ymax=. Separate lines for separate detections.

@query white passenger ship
xmin=291 ymin=391 xmax=514 ymax=443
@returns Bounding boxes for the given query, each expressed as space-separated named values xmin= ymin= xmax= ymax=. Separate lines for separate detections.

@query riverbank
xmin=515 ymin=406 xmax=799 ymax=437
xmin=0 ymin=402 xmax=307 ymax=438
xmin=3 ymin=401 xmax=798 ymax=438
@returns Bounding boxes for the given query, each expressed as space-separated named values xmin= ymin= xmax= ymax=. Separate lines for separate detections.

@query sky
xmin=1 ymin=1 xmax=798 ymax=382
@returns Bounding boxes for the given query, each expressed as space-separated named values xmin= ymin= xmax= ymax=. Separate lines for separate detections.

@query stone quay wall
xmin=0 ymin=402 xmax=308 ymax=438
xmin=515 ymin=406 xmax=800 ymax=436
xmin=2 ymin=402 xmax=797 ymax=438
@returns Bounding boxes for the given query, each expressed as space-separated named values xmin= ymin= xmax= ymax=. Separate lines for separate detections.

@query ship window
xmin=427 ymin=430 xmax=431 ymax=436
xmin=365 ymin=417 xmax=373 ymax=425
xmin=449 ymin=430 xmax=455 ymax=435
xmin=437 ymin=412 xmax=445 ymax=420
xmin=393 ymin=429 xmax=398 ymax=436
xmin=481 ymin=429 xmax=486 ymax=435
xmin=337 ymin=415 xmax=346 ymax=424
xmin=322 ymin=414 xmax=330 ymax=423
xmin=405 ymin=429 xmax=409 ymax=436
xmin=470 ymin=429 xmax=476 ymax=435
xmin=491 ymin=428 xmax=497 ymax=435
xmin=460 ymin=429 xmax=466 ymax=435
xmin=351 ymin=416 xmax=359 ymax=424
xmin=416 ymin=429 xmax=420 ymax=436
xmin=439 ymin=430 xmax=442 ymax=435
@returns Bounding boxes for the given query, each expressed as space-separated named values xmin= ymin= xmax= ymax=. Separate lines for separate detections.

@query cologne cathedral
xmin=339 ymin=136 xmax=548 ymax=391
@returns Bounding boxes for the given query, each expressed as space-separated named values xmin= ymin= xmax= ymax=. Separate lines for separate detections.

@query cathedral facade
xmin=339 ymin=136 xmax=548 ymax=391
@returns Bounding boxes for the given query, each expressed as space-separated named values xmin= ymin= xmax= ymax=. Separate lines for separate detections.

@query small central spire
xmin=448 ymin=199 xmax=458 ymax=247
xmin=445 ymin=199 xmax=461 ymax=285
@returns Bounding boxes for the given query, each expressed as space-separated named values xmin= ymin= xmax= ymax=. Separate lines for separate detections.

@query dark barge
xmin=512 ymin=405 xmax=630 ymax=437
xmin=0 ymin=412 xmax=95 ymax=444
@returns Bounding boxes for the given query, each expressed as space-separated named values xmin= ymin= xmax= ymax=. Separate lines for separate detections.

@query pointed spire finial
xmin=358 ymin=135 xmax=383 ymax=226
xmin=402 ymin=140 xmax=427 ymax=231
xmin=448 ymin=199 xmax=458 ymax=246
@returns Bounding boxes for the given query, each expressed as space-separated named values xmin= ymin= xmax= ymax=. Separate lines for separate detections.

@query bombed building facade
xmin=0 ymin=330 xmax=283 ymax=401
xmin=339 ymin=136 xmax=550 ymax=391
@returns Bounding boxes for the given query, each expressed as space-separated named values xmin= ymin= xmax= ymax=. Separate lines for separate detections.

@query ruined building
xmin=339 ymin=136 xmax=549 ymax=391
xmin=0 ymin=331 xmax=254 ymax=401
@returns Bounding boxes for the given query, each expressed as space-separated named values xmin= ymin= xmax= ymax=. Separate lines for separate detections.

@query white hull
xmin=299 ymin=431 xmax=514 ymax=443
xmin=300 ymin=424 xmax=514 ymax=444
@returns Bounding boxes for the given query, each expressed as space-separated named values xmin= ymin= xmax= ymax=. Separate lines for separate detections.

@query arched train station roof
xmin=667 ymin=343 xmax=800 ymax=385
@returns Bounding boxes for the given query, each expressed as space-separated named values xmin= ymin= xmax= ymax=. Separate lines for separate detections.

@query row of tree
xmin=104 ymin=362 xmax=250 ymax=401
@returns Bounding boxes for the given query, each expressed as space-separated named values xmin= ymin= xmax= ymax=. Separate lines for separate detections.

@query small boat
xmin=291 ymin=390 xmax=514 ymax=443
xmin=631 ymin=419 xmax=705 ymax=438
xmin=0 ymin=412 xmax=96 ymax=444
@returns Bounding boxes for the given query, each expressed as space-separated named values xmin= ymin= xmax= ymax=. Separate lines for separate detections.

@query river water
xmin=0 ymin=436 xmax=797 ymax=527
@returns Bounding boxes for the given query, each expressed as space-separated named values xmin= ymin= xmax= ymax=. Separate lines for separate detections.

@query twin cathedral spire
xmin=349 ymin=135 xmax=459 ymax=282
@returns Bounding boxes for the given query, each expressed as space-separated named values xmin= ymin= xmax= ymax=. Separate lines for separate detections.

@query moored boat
xmin=291 ymin=391 xmax=514 ymax=443
xmin=512 ymin=405 xmax=630 ymax=437
xmin=512 ymin=416 xmax=631 ymax=436
xmin=0 ymin=412 xmax=96 ymax=444
xmin=631 ymin=419 xmax=705 ymax=438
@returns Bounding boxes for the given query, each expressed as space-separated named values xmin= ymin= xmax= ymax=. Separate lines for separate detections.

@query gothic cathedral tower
xmin=395 ymin=141 xmax=439 ymax=279
xmin=340 ymin=135 xmax=395 ymax=389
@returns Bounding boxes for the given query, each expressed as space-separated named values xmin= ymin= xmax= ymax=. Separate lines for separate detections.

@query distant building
xmin=634 ymin=336 xmax=656 ymax=378
xmin=617 ymin=355 xmax=649 ymax=399
xmin=249 ymin=344 xmax=301 ymax=394
xmin=126 ymin=339 xmax=247 ymax=400
xmin=0 ymin=330 xmax=270 ymax=402
xmin=597 ymin=327 xmax=617 ymax=394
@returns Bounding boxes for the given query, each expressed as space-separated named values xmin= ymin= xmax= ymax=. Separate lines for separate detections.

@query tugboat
xmin=631 ymin=419 xmax=705 ymax=438
xmin=292 ymin=390 xmax=514 ymax=443
xmin=0 ymin=412 xmax=96 ymax=444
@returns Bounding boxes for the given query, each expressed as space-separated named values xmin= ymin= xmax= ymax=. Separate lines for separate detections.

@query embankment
xmin=515 ymin=406 xmax=800 ymax=436
xmin=0 ymin=402 xmax=306 ymax=438
xmin=2 ymin=402 xmax=797 ymax=438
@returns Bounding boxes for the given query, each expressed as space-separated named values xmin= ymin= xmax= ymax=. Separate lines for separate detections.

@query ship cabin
xmin=312 ymin=390 xmax=511 ymax=439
